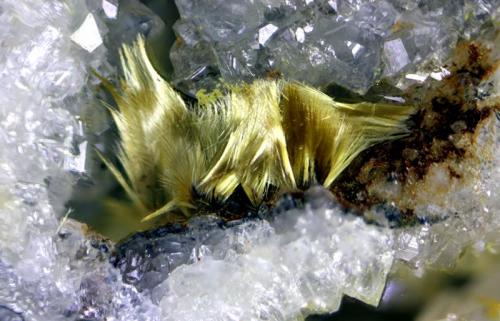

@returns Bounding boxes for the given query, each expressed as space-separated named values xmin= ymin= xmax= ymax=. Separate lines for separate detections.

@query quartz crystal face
xmin=0 ymin=0 xmax=499 ymax=321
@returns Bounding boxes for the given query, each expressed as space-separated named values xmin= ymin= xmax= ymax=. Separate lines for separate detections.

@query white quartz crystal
xmin=71 ymin=13 xmax=103 ymax=53
xmin=0 ymin=1 xmax=159 ymax=320
xmin=161 ymin=206 xmax=394 ymax=321
xmin=102 ymin=0 xmax=118 ymax=19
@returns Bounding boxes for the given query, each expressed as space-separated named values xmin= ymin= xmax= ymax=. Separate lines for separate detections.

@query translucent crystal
xmin=258 ymin=24 xmax=279 ymax=45
xmin=63 ymin=140 xmax=88 ymax=173
xmin=71 ymin=13 xmax=103 ymax=53
xmin=103 ymin=0 xmax=167 ymax=73
xmin=170 ymin=0 xmax=497 ymax=95
xmin=156 ymin=204 xmax=394 ymax=320
xmin=0 ymin=1 xmax=159 ymax=320
xmin=102 ymin=0 xmax=118 ymax=19
xmin=383 ymin=38 xmax=410 ymax=75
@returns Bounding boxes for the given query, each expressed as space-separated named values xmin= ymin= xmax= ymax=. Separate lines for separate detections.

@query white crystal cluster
xmin=0 ymin=1 xmax=159 ymax=320
xmin=161 ymin=207 xmax=393 ymax=321
xmin=0 ymin=0 xmax=499 ymax=320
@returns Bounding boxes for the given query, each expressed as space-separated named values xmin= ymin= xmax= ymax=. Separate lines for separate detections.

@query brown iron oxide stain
xmin=331 ymin=42 xmax=499 ymax=222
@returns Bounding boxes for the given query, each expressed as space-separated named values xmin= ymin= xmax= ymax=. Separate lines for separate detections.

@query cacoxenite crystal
xmin=0 ymin=0 xmax=498 ymax=321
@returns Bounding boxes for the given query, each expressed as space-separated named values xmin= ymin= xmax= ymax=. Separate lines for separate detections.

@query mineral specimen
xmin=98 ymin=36 xmax=414 ymax=232
xmin=113 ymin=199 xmax=394 ymax=319
xmin=0 ymin=0 xmax=498 ymax=321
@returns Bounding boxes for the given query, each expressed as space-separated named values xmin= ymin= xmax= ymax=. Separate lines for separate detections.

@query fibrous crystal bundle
xmin=0 ymin=1 xmax=498 ymax=321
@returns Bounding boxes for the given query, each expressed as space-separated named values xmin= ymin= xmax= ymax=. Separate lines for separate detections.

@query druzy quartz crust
xmin=0 ymin=0 xmax=498 ymax=321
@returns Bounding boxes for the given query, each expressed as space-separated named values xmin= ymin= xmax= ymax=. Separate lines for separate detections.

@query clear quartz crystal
xmin=171 ymin=0 xmax=497 ymax=95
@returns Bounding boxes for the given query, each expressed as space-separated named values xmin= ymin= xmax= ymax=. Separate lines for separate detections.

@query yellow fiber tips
xmin=100 ymin=37 xmax=414 ymax=223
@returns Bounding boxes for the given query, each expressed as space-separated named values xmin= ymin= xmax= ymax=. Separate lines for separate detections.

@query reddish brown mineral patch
xmin=331 ymin=41 xmax=499 ymax=220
